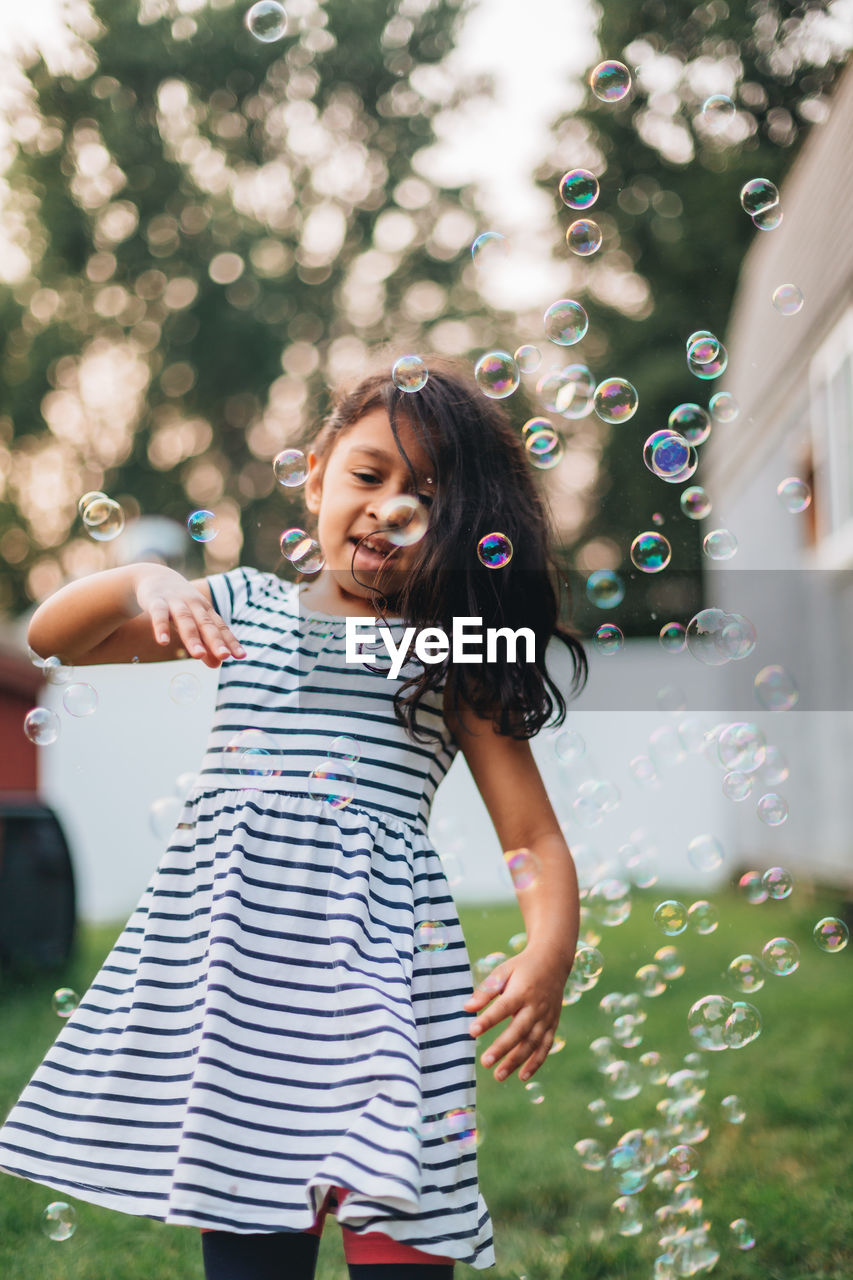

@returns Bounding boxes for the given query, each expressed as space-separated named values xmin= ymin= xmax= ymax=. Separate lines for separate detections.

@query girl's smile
xmin=303 ymin=406 xmax=436 ymax=615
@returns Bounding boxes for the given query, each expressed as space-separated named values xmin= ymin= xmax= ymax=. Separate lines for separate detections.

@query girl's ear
xmin=303 ymin=451 xmax=322 ymax=514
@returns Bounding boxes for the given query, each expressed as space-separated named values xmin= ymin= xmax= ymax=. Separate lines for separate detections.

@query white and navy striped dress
xmin=0 ymin=567 xmax=496 ymax=1269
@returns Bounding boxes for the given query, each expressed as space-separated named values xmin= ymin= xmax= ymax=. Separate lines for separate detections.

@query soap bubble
xmin=590 ymin=60 xmax=632 ymax=102
xmin=588 ymin=878 xmax=632 ymax=927
xmin=740 ymin=178 xmax=780 ymax=215
xmin=52 ymin=988 xmax=80 ymax=1017
xmin=415 ymin=921 xmax=448 ymax=953
xmin=685 ymin=609 xmax=729 ymax=666
xmin=63 ymin=683 xmax=98 ymax=716
xmin=566 ymin=218 xmax=603 ymax=256
xmin=687 ymin=994 xmax=734 ymax=1051
xmin=630 ymin=532 xmax=671 ymax=573
xmin=730 ymin=1218 xmax=756 ymax=1250
xmin=77 ymin=489 xmax=108 ymax=516
xmin=291 ymin=536 xmax=324 ymax=573
xmin=594 ymin=623 xmax=623 ymax=655
xmin=559 ymin=168 xmax=599 ymax=209
xmin=169 ymin=673 xmax=201 ymax=706
xmin=308 ymin=759 xmax=357 ymax=809
xmin=561 ymin=364 xmax=598 ymax=418
xmin=727 ymin=954 xmax=764 ymax=993
xmin=245 ymin=0 xmax=286 ymax=41
xmin=703 ymin=528 xmax=738 ymax=560
xmin=280 ymin=527 xmax=308 ymax=559
xmin=525 ymin=1081 xmax=545 ymax=1104
xmin=42 ymin=656 xmax=73 ymax=685
xmin=586 ymin=569 xmax=625 ymax=609
xmin=688 ymin=900 xmax=718 ymax=935
xmin=717 ymin=722 xmax=766 ymax=773
xmin=686 ymin=330 xmax=718 ymax=362
xmin=645 ymin=431 xmax=689 ymax=480
xmin=776 ymin=477 xmax=811 ymax=512
xmin=659 ymin=622 xmax=686 ymax=653
xmin=761 ymin=936 xmax=799 ymax=975
xmin=709 ymin=391 xmax=739 ymax=422
xmin=514 ymin=344 xmax=541 ymax=372
xmin=687 ymin=835 xmax=724 ymax=872
xmin=477 ymin=532 xmax=513 ymax=569
xmin=812 ymin=917 xmax=848 ymax=952
xmin=668 ymin=403 xmax=711 ymax=446
xmin=554 ymin=729 xmax=585 ymax=763
xmin=612 ymin=1195 xmax=644 ymax=1235
xmin=701 ymin=94 xmax=735 ymax=129
xmin=473 ymin=952 xmax=506 ymax=986
xmin=724 ymin=1001 xmax=762 ymax=1049
xmin=738 ymin=872 xmax=768 ymax=905
xmin=41 ymin=1202 xmax=77 ymax=1241
xmin=636 ymin=963 xmax=666 ymax=998
xmin=688 ymin=341 xmax=728 ymax=380
xmin=474 ymin=350 xmax=520 ymax=399
xmin=762 ymin=866 xmax=793 ymax=899
xmin=523 ymin=421 xmax=563 ymax=471
xmin=442 ymin=1107 xmax=479 ymax=1150
xmin=24 ymin=706 xmax=61 ymax=745
xmin=378 ymin=494 xmax=429 ymax=546
xmin=588 ymin=1097 xmax=613 ymax=1127
xmin=605 ymin=1060 xmax=642 ymax=1100
xmin=754 ymin=665 xmax=798 ymax=711
xmin=655 ymin=946 xmax=684 ymax=979
xmin=757 ymin=793 xmax=788 ymax=826
xmin=680 ymin=486 xmax=712 ymax=519
xmin=273 ymin=449 xmax=308 ymax=486
xmin=667 ymin=1144 xmax=699 ymax=1180
xmin=720 ymin=613 xmax=757 ymax=660
xmin=331 ymin=738 xmax=360 ymax=762
xmin=759 ymin=746 xmax=789 ymax=786
xmin=574 ymin=944 xmax=605 ymax=984
xmin=504 ymin=847 xmax=540 ymax=891
xmin=753 ymin=205 xmax=784 ymax=230
xmin=721 ymin=1095 xmax=746 ymax=1124
xmin=187 ymin=510 xmax=218 ymax=542
xmin=575 ymin=1137 xmax=606 ymax=1170
xmin=594 ymin=377 xmax=638 ymax=423
xmin=722 ymin=771 xmax=754 ymax=802
xmin=471 ymin=231 xmax=509 ymax=266
xmin=772 ymin=283 xmax=804 ymax=315
xmin=82 ymin=495 xmax=125 ymax=541
xmin=392 ymin=354 xmax=429 ymax=392
xmin=654 ymin=900 xmax=688 ymax=935
xmin=544 ymin=299 xmax=589 ymax=346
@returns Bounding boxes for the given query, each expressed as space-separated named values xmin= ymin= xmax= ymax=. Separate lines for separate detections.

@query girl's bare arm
xmin=26 ymin=564 xmax=246 ymax=668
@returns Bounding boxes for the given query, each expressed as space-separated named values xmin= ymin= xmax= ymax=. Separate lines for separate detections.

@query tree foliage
xmin=0 ymin=0 xmax=492 ymax=615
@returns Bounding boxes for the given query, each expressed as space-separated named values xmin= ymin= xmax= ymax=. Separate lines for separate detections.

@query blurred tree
xmin=538 ymin=0 xmax=851 ymax=635
xmin=0 ymin=0 xmax=497 ymax=615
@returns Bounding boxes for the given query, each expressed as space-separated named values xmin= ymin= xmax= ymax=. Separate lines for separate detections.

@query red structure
xmin=0 ymin=645 xmax=42 ymax=793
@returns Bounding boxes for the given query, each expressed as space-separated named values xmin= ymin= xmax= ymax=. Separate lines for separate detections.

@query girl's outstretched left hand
xmin=463 ymin=947 xmax=570 ymax=1084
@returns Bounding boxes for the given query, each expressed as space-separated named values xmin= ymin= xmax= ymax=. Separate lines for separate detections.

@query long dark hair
xmin=296 ymin=356 xmax=588 ymax=744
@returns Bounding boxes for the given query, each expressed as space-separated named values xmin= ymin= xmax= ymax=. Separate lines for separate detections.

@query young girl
xmin=0 ymin=356 xmax=586 ymax=1279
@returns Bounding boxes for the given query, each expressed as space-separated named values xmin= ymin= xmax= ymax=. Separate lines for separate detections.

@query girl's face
xmin=304 ymin=406 xmax=436 ymax=610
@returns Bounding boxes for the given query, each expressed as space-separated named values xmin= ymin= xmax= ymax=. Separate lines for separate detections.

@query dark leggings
xmin=201 ymin=1228 xmax=454 ymax=1279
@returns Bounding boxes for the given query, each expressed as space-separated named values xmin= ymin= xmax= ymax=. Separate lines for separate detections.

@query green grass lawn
xmin=1 ymin=888 xmax=851 ymax=1279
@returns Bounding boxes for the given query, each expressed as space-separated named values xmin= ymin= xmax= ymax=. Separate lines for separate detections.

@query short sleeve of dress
xmin=206 ymin=566 xmax=265 ymax=627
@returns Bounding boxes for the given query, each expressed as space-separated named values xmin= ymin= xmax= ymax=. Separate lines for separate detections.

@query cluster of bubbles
xmin=740 ymin=176 xmax=783 ymax=231
xmin=78 ymin=490 xmax=125 ymax=542
xmin=685 ymin=330 xmax=728 ymax=381
xmin=23 ymin=655 xmax=100 ymax=745
xmin=279 ymin=527 xmax=325 ymax=573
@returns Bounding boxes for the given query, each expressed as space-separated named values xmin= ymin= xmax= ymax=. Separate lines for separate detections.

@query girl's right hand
xmin=134 ymin=567 xmax=247 ymax=668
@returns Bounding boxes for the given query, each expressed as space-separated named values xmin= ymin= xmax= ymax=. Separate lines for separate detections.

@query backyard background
xmin=1 ymin=0 xmax=852 ymax=1276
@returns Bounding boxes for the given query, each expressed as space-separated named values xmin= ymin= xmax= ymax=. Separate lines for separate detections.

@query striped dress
xmin=0 ymin=567 xmax=496 ymax=1269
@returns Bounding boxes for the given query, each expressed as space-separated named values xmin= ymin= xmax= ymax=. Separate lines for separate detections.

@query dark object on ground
xmin=0 ymin=795 xmax=75 ymax=972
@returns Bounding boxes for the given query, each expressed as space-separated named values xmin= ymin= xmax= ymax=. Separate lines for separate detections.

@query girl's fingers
xmin=489 ymin=1023 xmax=545 ymax=1080
xmin=148 ymin=599 xmax=172 ymax=645
xmin=480 ymin=1010 xmax=539 ymax=1068
xmin=519 ymin=1030 xmax=555 ymax=1082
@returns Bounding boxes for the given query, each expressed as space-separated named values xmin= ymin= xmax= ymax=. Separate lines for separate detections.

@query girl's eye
xmin=353 ymin=471 xmax=379 ymax=484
